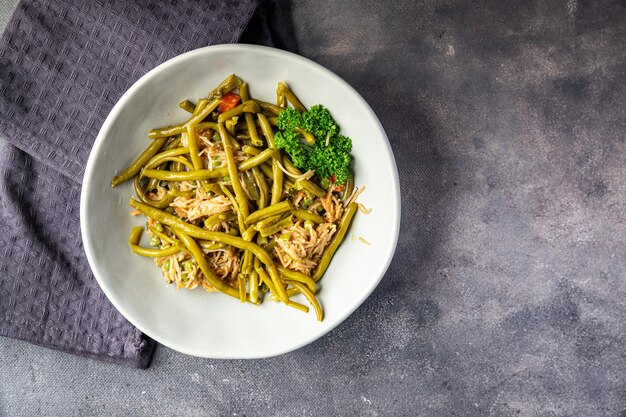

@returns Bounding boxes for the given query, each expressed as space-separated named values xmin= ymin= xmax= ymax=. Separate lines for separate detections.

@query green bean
xmin=286 ymin=300 xmax=309 ymax=313
xmin=258 ymin=114 xmax=283 ymax=204
xmin=163 ymin=137 xmax=182 ymax=151
xmin=254 ymin=214 xmax=282 ymax=231
xmin=287 ymin=280 xmax=323 ymax=320
xmin=204 ymin=212 xmax=235 ymax=229
xmin=254 ymin=100 xmax=283 ymax=116
xmin=225 ymin=118 xmax=237 ymax=137
xmin=217 ymin=101 xmax=260 ymax=124
xmin=252 ymin=167 xmax=269 ymax=209
xmin=277 ymin=266 xmax=316 ymax=292
xmin=128 ymin=226 xmax=181 ymax=257
xmin=238 ymin=84 xmax=264 ymax=147
xmin=259 ymin=162 xmax=274 ymax=181
xmin=111 ymin=137 xmax=168 ymax=187
xmin=242 ymin=225 xmax=257 ymax=242
xmin=238 ymin=274 xmax=247 ymax=303
xmin=186 ymin=124 xmax=203 ymax=171
xmin=252 ymin=167 xmax=269 ymax=210
xmin=129 ymin=226 xmax=143 ymax=244
xmin=170 ymin=157 xmax=194 ymax=171
xmin=235 ymin=131 xmax=251 ymax=141
xmin=147 ymin=162 xmax=168 ymax=191
xmin=131 ymin=244 xmax=181 ymax=258
xmin=276 ymin=84 xmax=286 ymax=108
xmin=267 ymin=117 xmax=278 ymax=126
xmin=286 ymin=287 xmax=301 ymax=298
xmin=298 ymin=178 xmax=326 ymax=198
xmin=292 ymin=208 xmax=325 ymax=224
xmin=238 ymin=148 xmax=278 ymax=171
xmin=179 ymin=100 xmax=196 ymax=113
xmin=249 ymin=270 xmax=259 ymax=303
xmin=141 ymin=168 xmax=228 ymax=182
xmin=192 ymin=99 xmax=209 ymax=114
xmin=265 ymin=266 xmax=287 ymax=303
xmin=147 ymin=156 xmax=194 ymax=172
xmin=313 ymin=202 xmax=358 ymax=282
xmin=242 ymin=145 xmax=261 ymax=156
xmin=203 ymin=182 xmax=224 ymax=195
xmin=245 ymin=113 xmax=263 ymax=146
xmin=239 ymin=82 xmax=251 ymax=101
xmin=271 ymin=288 xmax=301 ymax=301
xmin=207 ymin=74 xmax=243 ymax=100
xmin=219 ymin=184 xmax=246 ymax=234
xmin=245 ymin=200 xmax=291 ymax=224
xmin=173 ymin=228 xmax=241 ymax=300
xmin=218 ymin=123 xmax=249 ymax=220
xmin=254 ymin=258 xmax=278 ymax=296
xmin=167 ymin=189 xmax=196 ymax=198
xmin=235 ymin=213 xmax=246 ymax=237
xmin=284 ymin=178 xmax=296 ymax=192
xmin=198 ymin=240 xmax=228 ymax=251
xmin=218 ymin=183 xmax=239 ymax=211
xmin=241 ymin=170 xmax=260 ymax=201
xmin=282 ymin=157 xmax=326 ymax=198
xmin=161 ymin=145 xmax=189 ymax=171
xmin=242 ymin=250 xmax=253 ymax=274
xmin=277 ymin=82 xmax=306 ymax=112
xmin=161 ymin=140 xmax=181 ymax=180
xmin=155 ymin=153 xmax=183 ymax=185
xmin=196 ymin=121 xmax=218 ymax=132
xmin=256 ymin=231 xmax=269 ymax=247
xmin=148 ymin=98 xmax=220 ymax=139
xmin=134 ymin=175 xmax=175 ymax=209
xmin=171 ymin=161 xmax=184 ymax=173
xmin=134 ymin=175 xmax=149 ymax=203
xmin=258 ymin=216 xmax=294 ymax=237
xmin=259 ymin=115 xmax=277 ymax=145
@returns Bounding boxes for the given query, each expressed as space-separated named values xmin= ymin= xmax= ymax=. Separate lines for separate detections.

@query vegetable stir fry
xmin=112 ymin=75 xmax=362 ymax=321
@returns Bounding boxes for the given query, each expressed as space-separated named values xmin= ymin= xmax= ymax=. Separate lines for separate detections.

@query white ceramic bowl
xmin=80 ymin=44 xmax=400 ymax=358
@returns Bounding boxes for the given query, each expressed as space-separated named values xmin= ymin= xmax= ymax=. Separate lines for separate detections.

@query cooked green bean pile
xmin=112 ymin=74 xmax=361 ymax=321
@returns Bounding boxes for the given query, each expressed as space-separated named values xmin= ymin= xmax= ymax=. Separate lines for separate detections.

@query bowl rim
xmin=80 ymin=43 xmax=401 ymax=359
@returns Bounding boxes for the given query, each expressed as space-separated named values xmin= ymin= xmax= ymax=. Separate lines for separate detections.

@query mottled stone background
xmin=1 ymin=0 xmax=625 ymax=416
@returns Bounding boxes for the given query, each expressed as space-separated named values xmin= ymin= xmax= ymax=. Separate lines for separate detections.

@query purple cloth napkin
xmin=0 ymin=0 xmax=281 ymax=368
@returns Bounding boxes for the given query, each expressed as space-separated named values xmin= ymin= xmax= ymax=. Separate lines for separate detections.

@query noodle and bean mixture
xmin=112 ymin=75 xmax=363 ymax=320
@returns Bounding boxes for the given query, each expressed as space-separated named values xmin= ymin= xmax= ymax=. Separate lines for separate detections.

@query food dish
xmin=113 ymin=74 xmax=363 ymax=320
xmin=80 ymin=44 xmax=400 ymax=358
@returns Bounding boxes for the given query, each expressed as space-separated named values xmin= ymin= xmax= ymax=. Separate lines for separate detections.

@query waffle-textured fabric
xmin=0 ymin=0 xmax=271 ymax=368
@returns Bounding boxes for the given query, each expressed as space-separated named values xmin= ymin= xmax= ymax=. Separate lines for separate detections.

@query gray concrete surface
xmin=1 ymin=0 xmax=626 ymax=416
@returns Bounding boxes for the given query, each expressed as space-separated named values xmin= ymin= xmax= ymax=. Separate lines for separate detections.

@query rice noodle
xmin=357 ymin=203 xmax=372 ymax=214
xmin=272 ymin=220 xmax=337 ymax=275
xmin=170 ymin=190 xmax=232 ymax=221
xmin=344 ymin=185 xmax=365 ymax=207
xmin=320 ymin=192 xmax=344 ymax=223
